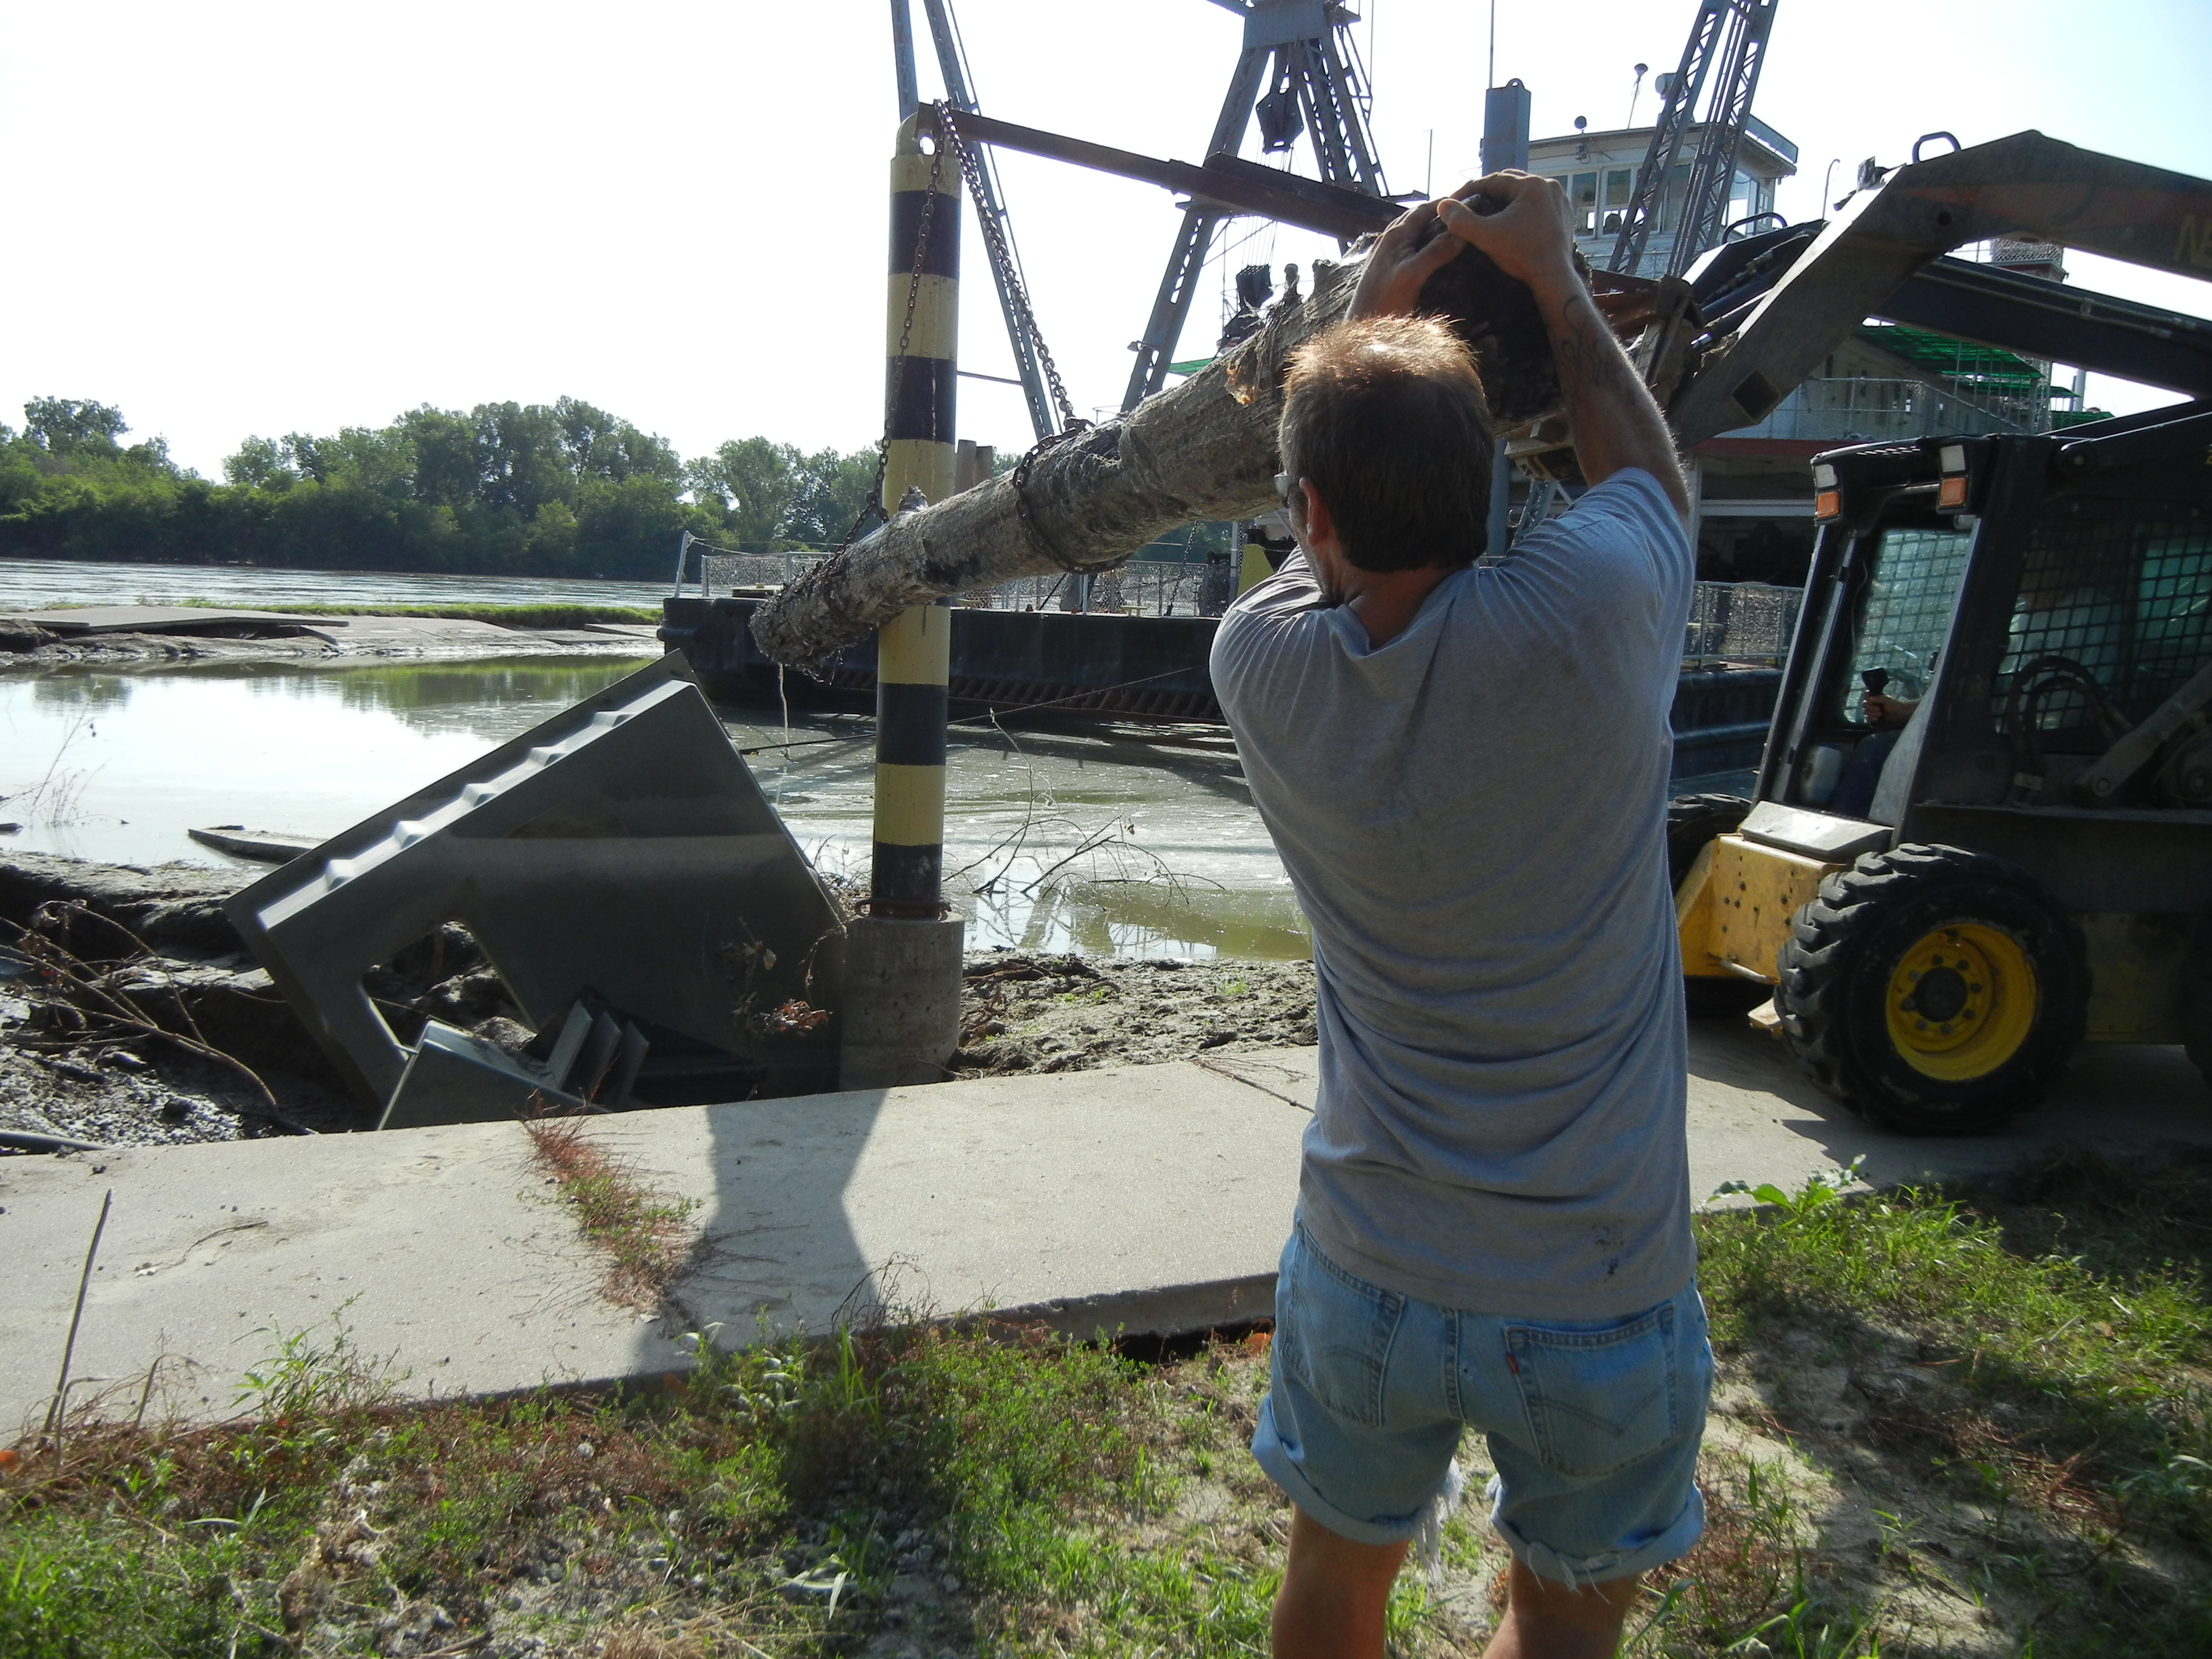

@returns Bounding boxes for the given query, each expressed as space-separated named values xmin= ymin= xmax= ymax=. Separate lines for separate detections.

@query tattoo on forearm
xmin=1544 ymin=285 xmax=1685 ymax=500
xmin=1547 ymin=290 xmax=1645 ymax=408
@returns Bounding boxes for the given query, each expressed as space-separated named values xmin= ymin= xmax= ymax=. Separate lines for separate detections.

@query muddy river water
xmin=0 ymin=657 xmax=1313 ymax=959
xmin=4 ymin=559 xmax=1752 ymax=962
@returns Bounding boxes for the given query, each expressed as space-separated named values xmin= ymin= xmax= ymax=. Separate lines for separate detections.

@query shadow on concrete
xmin=651 ymin=1088 xmax=900 ymax=1360
xmin=1687 ymin=1016 xmax=2212 ymax=1192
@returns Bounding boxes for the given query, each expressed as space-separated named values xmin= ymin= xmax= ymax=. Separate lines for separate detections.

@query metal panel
xmin=1879 ymin=261 xmax=2212 ymax=400
xmin=1679 ymin=834 xmax=1837 ymax=982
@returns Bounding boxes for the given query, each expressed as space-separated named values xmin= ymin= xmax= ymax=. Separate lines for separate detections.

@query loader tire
xmin=1775 ymin=843 xmax=2086 ymax=1135
xmin=1666 ymin=793 xmax=1770 ymax=1018
xmin=2185 ymin=915 xmax=2212 ymax=1093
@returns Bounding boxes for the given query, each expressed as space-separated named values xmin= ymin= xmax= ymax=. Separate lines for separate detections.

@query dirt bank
xmin=952 ymin=951 xmax=1314 ymax=1076
xmin=0 ymin=855 xmax=1314 ymax=1154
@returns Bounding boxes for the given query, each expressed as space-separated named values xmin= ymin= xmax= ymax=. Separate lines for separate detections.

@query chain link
xmin=930 ymin=101 xmax=1105 ymax=576
xmin=825 ymin=132 xmax=947 ymax=557
xmin=933 ymin=101 xmax=1080 ymax=434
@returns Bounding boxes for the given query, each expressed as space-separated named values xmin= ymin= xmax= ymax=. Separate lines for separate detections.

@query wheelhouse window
xmin=1565 ymin=167 xmax=1636 ymax=237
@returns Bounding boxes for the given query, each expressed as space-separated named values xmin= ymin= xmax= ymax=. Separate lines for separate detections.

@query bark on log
xmin=751 ymin=239 xmax=1571 ymax=669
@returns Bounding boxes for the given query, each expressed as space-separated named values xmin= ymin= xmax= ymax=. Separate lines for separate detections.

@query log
xmin=750 ymin=236 xmax=1576 ymax=669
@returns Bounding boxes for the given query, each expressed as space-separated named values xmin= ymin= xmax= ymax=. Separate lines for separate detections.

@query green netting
xmin=1854 ymin=323 xmax=2049 ymax=395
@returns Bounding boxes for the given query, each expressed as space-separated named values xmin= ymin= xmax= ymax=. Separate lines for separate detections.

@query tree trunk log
xmin=750 ymin=241 xmax=1570 ymax=669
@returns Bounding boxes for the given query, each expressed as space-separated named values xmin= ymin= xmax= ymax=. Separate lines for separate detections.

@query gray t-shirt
xmin=1211 ymin=467 xmax=1694 ymax=1318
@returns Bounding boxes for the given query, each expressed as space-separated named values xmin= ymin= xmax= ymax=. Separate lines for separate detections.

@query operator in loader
xmin=1211 ymin=173 xmax=1709 ymax=1659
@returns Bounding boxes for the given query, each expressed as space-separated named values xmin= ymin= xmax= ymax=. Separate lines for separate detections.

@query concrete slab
xmin=0 ymin=1059 xmax=1303 ymax=1431
xmin=1679 ymin=1021 xmax=2212 ymax=1197
xmin=20 ymin=609 xmax=657 ymax=656
xmin=279 ymin=615 xmax=545 ymax=652
xmin=4 ymin=1029 xmax=2203 ymax=1432
xmin=1201 ymin=1029 xmax=2212 ymax=1202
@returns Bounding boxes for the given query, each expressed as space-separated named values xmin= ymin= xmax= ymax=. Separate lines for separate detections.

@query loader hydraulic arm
xmin=1669 ymin=130 xmax=2212 ymax=446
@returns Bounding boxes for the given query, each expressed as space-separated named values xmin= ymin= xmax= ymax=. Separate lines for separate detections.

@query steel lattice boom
xmin=1123 ymin=0 xmax=1390 ymax=411
xmin=1608 ymin=0 xmax=1778 ymax=279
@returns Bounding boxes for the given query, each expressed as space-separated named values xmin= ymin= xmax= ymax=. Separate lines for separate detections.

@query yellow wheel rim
xmin=1882 ymin=922 xmax=2038 ymax=1081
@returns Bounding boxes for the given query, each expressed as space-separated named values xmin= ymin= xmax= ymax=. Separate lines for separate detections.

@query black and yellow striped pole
xmin=842 ymin=112 xmax=968 ymax=1091
xmin=871 ymin=110 xmax=959 ymax=916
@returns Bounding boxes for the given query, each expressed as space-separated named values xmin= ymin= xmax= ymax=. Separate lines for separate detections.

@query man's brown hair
xmin=1279 ymin=315 xmax=1493 ymax=572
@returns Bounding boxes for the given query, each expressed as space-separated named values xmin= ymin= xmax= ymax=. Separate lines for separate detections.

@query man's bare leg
xmin=1481 ymin=1557 xmax=1643 ymax=1659
xmin=1271 ymin=1506 xmax=1410 ymax=1659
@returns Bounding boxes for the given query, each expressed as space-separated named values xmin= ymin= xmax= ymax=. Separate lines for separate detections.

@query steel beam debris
xmin=227 ymin=658 xmax=846 ymax=1118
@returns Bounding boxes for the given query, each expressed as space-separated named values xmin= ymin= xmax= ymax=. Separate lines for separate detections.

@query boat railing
xmin=1683 ymin=580 xmax=1800 ymax=666
xmin=697 ymin=552 xmax=1228 ymax=618
xmin=692 ymin=551 xmax=1802 ymax=656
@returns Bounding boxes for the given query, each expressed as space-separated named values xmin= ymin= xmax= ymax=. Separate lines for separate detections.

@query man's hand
xmin=1434 ymin=173 xmax=1579 ymax=299
xmin=1346 ymin=200 xmax=1467 ymax=320
xmin=1436 ymin=171 xmax=1690 ymax=517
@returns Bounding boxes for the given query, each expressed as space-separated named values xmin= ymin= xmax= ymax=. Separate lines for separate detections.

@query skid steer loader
xmin=1672 ymin=413 xmax=2212 ymax=1131
xmin=1652 ymin=132 xmax=2212 ymax=1132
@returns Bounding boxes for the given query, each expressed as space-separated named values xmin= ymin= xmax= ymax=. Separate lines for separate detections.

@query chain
xmin=821 ymin=132 xmax=947 ymax=559
xmin=819 ymin=108 xmax=1096 ymax=580
xmin=929 ymin=102 xmax=1103 ymax=575
xmin=933 ymin=101 xmax=1080 ymax=434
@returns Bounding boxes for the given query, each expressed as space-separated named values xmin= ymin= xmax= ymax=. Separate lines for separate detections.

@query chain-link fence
xmin=1683 ymin=581 xmax=1802 ymax=664
xmin=696 ymin=552 xmax=1224 ymax=618
xmin=698 ymin=552 xmax=828 ymax=594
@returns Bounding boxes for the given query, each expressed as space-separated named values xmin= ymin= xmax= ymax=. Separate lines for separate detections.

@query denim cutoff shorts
xmin=1251 ymin=1224 xmax=1712 ymax=1584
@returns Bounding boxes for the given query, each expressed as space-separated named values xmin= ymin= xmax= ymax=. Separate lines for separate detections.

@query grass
xmin=3 ymin=1145 xmax=2208 ymax=1657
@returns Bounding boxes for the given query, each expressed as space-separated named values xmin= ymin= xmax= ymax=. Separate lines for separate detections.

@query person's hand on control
xmin=1860 ymin=692 xmax=1919 ymax=728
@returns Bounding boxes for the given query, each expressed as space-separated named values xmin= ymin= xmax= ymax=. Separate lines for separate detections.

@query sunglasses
xmin=1274 ymin=472 xmax=1298 ymax=509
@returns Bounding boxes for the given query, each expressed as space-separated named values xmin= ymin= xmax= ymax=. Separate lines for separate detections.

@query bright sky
xmin=6 ymin=1 xmax=2209 ymax=479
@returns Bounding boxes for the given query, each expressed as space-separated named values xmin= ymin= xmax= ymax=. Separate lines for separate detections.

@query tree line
xmin=0 ymin=397 xmax=896 ymax=581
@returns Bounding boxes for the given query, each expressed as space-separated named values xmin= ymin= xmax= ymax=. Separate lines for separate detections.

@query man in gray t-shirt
xmin=1211 ymin=175 xmax=1709 ymax=1659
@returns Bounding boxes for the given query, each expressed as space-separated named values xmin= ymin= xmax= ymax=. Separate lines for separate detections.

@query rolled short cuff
xmin=1493 ymin=1478 xmax=1706 ymax=1588
xmin=1251 ymin=1391 xmax=1433 ymax=1547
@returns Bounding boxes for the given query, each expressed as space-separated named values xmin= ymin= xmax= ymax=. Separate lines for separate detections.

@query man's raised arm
xmin=1437 ymin=174 xmax=1690 ymax=519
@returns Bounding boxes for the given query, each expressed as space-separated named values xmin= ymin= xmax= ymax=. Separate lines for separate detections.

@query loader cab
xmin=1670 ymin=405 xmax=2212 ymax=1132
xmin=1770 ymin=411 xmax=2212 ymax=835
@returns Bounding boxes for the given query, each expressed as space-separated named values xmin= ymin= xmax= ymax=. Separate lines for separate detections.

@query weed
xmin=1712 ymin=1154 xmax=1866 ymax=1217
xmin=235 ymin=1306 xmax=394 ymax=1423
xmin=524 ymin=1115 xmax=702 ymax=1310
xmin=2 ymin=706 xmax=101 ymax=828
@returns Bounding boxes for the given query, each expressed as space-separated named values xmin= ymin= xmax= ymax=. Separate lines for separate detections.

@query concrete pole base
xmin=839 ymin=913 xmax=966 ymax=1090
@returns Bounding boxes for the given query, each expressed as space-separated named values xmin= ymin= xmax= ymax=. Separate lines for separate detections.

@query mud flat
xmin=0 ymin=606 xmax=663 ymax=671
